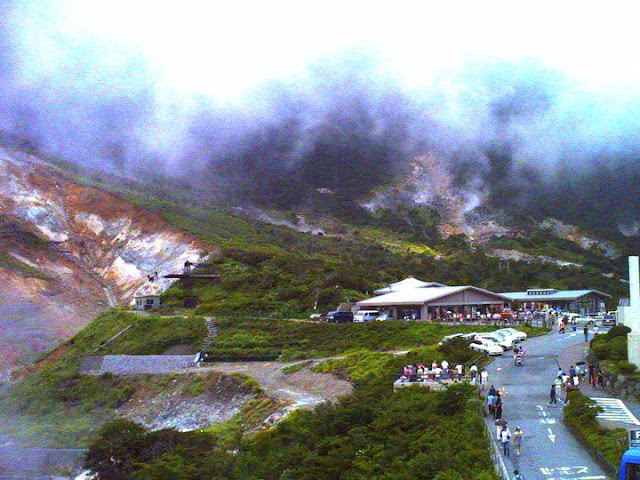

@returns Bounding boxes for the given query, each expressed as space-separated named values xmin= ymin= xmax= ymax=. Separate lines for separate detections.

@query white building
xmin=357 ymin=277 xmax=509 ymax=320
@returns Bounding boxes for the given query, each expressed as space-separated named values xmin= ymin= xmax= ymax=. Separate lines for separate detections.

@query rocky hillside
xmin=0 ymin=146 xmax=213 ymax=378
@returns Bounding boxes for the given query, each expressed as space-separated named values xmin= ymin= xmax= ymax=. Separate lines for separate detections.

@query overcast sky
xmin=9 ymin=0 xmax=640 ymax=100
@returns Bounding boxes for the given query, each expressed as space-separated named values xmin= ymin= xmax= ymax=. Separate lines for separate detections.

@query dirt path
xmin=80 ymin=355 xmax=352 ymax=409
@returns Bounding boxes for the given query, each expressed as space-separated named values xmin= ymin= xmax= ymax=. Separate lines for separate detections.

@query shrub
xmin=617 ymin=361 xmax=638 ymax=374
xmin=591 ymin=341 xmax=611 ymax=360
xmin=607 ymin=325 xmax=631 ymax=339
xmin=563 ymin=390 xmax=627 ymax=469
xmin=609 ymin=336 xmax=628 ymax=361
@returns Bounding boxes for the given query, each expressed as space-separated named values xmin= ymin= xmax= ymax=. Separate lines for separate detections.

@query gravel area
xmin=80 ymin=355 xmax=198 ymax=374
xmin=80 ymin=355 xmax=352 ymax=409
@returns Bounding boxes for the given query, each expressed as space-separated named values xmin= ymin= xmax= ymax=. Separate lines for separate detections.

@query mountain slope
xmin=0 ymin=146 xmax=212 ymax=378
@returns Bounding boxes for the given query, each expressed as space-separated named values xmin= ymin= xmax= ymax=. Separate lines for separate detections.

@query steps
xmin=201 ymin=317 xmax=218 ymax=352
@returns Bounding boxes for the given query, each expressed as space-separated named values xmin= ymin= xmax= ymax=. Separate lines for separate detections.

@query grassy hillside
xmin=0 ymin=311 xmax=208 ymax=445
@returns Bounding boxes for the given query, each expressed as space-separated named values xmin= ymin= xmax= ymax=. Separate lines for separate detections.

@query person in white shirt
xmin=500 ymin=426 xmax=511 ymax=456
xmin=441 ymin=360 xmax=449 ymax=378
xmin=455 ymin=363 xmax=464 ymax=381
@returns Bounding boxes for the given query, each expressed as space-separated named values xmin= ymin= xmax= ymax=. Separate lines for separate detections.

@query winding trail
xmin=79 ymin=355 xmax=352 ymax=409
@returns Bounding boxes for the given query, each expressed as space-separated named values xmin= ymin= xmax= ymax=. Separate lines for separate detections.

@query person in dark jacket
xmin=548 ymin=384 xmax=557 ymax=407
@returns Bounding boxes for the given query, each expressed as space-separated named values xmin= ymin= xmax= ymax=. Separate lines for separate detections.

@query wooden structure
xmin=164 ymin=261 xmax=219 ymax=308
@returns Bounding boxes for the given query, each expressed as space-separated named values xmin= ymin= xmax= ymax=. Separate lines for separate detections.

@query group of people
xmin=549 ymin=363 xmax=606 ymax=406
xmin=399 ymin=361 xmax=488 ymax=384
xmin=487 ymin=385 xmax=524 ymax=460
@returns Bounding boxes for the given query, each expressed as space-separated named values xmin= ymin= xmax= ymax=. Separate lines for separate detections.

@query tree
xmin=84 ymin=419 xmax=148 ymax=480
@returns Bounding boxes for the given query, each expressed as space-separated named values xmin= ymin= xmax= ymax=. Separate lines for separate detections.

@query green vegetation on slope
xmin=202 ymin=316 xmax=534 ymax=361
xmin=85 ymin=344 xmax=498 ymax=479
xmin=0 ymin=311 xmax=207 ymax=446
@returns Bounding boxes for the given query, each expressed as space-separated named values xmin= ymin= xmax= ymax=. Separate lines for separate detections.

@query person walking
xmin=500 ymin=425 xmax=511 ymax=456
xmin=588 ymin=363 xmax=595 ymax=386
xmin=487 ymin=386 xmax=497 ymax=416
xmin=548 ymin=384 xmax=558 ymax=407
xmin=495 ymin=418 xmax=507 ymax=440
xmin=513 ymin=426 xmax=523 ymax=457
xmin=512 ymin=470 xmax=525 ymax=480
xmin=584 ymin=326 xmax=589 ymax=342
xmin=480 ymin=369 xmax=489 ymax=388
xmin=494 ymin=393 xmax=503 ymax=419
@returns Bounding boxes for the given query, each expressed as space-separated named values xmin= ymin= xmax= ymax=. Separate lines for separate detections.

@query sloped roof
xmin=135 ymin=283 xmax=164 ymax=298
xmin=373 ymin=277 xmax=447 ymax=295
xmin=499 ymin=289 xmax=611 ymax=302
xmin=358 ymin=286 xmax=509 ymax=307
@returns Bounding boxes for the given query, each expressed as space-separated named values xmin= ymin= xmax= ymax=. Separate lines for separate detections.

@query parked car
xmin=496 ymin=328 xmax=527 ymax=342
xmin=438 ymin=332 xmax=477 ymax=346
xmin=575 ymin=316 xmax=597 ymax=326
xmin=376 ymin=312 xmax=394 ymax=321
xmin=475 ymin=332 xmax=513 ymax=349
xmin=602 ymin=314 xmax=617 ymax=327
xmin=469 ymin=338 xmax=504 ymax=356
xmin=326 ymin=311 xmax=354 ymax=323
xmin=354 ymin=310 xmax=380 ymax=323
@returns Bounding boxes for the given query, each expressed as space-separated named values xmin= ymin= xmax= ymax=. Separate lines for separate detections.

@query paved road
xmin=486 ymin=330 xmax=610 ymax=480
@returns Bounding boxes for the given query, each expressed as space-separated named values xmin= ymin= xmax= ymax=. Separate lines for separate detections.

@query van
xmin=326 ymin=311 xmax=354 ymax=323
xmin=354 ymin=310 xmax=379 ymax=323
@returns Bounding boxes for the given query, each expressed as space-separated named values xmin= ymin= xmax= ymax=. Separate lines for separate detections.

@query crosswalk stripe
xmin=591 ymin=397 xmax=640 ymax=425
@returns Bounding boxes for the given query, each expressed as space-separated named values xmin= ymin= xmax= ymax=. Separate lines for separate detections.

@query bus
xmin=620 ymin=448 xmax=640 ymax=479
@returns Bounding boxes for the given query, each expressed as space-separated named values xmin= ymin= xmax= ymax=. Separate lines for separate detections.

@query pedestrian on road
xmin=480 ymin=369 xmax=488 ymax=387
xmin=584 ymin=326 xmax=589 ymax=342
xmin=559 ymin=321 xmax=566 ymax=334
xmin=495 ymin=418 xmax=507 ymax=440
xmin=500 ymin=426 xmax=511 ymax=456
xmin=512 ymin=470 xmax=525 ymax=480
xmin=487 ymin=385 xmax=496 ymax=416
xmin=494 ymin=393 xmax=503 ymax=419
xmin=548 ymin=384 xmax=557 ymax=407
xmin=513 ymin=426 xmax=523 ymax=456
xmin=588 ymin=363 xmax=595 ymax=386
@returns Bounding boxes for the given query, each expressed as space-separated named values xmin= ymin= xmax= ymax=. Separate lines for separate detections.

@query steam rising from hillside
xmin=1 ymin=1 xmax=640 ymax=231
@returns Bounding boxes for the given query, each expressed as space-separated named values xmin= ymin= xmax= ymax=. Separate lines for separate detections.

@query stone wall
xmin=598 ymin=367 xmax=640 ymax=401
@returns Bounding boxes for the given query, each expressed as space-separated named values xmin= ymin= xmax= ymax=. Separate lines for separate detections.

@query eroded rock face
xmin=0 ymin=146 xmax=216 ymax=377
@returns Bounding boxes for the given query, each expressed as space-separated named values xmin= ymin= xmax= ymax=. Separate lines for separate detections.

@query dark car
xmin=326 ymin=311 xmax=354 ymax=323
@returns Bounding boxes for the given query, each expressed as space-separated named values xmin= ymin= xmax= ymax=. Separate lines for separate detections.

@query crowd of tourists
xmin=486 ymin=384 xmax=524 ymax=460
xmin=398 ymin=361 xmax=490 ymax=385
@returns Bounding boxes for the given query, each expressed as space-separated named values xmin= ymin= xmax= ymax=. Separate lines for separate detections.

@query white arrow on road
xmin=548 ymin=428 xmax=556 ymax=442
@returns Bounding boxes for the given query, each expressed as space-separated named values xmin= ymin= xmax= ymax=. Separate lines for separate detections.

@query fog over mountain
xmin=1 ymin=1 xmax=640 ymax=233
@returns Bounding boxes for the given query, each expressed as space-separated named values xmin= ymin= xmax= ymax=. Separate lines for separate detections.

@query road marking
xmin=540 ymin=465 xmax=606 ymax=478
xmin=591 ymin=397 xmax=640 ymax=425
xmin=548 ymin=427 xmax=556 ymax=442
xmin=536 ymin=405 xmax=557 ymax=424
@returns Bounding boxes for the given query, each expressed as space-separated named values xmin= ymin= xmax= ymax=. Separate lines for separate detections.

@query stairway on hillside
xmin=201 ymin=317 xmax=218 ymax=352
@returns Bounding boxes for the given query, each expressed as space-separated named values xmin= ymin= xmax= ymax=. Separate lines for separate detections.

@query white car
xmin=475 ymin=332 xmax=513 ymax=349
xmin=438 ymin=332 xmax=477 ymax=345
xmin=469 ymin=339 xmax=504 ymax=356
xmin=496 ymin=328 xmax=527 ymax=342
xmin=353 ymin=310 xmax=379 ymax=322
